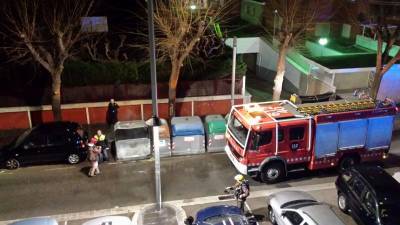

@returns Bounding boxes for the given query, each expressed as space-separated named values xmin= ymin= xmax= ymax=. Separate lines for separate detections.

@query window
xmin=228 ymin=116 xmax=249 ymax=146
xmin=278 ymin=129 xmax=284 ymax=142
xmin=349 ymin=177 xmax=365 ymax=198
xmin=25 ymin=134 xmax=47 ymax=147
xmin=289 ymin=127 xmax=305 ymax=140
xmin=258 ymin=131 xmax=272 ymax=145
xmin=342 ymin=172 xmax=352 ymax=182
xmin=283 ymin=211 xmax=303 ymax=225
xmin=47 ymin=133 xmax=68 ymax=146
xmin=363 ymin=191 xmax=377 ymax=215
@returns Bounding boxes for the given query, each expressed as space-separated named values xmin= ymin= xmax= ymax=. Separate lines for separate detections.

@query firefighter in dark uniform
xmin=225 ymin=174 xmax=250 ymax=213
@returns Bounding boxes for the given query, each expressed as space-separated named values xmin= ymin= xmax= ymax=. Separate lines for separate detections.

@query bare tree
xmin=342 ymin=0 xmax=400 ymax=100
xmin=264 ymin=0 xmax=331 ymax=100
xmin=1 ymin=0 xmax=94 ymax=120
xmin=140 ymin=0 xmax=236 ymax=117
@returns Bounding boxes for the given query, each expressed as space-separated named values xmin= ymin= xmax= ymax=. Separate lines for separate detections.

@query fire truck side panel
xmin=366 ymin=116 xmax=394 ymax=151
xmin=314 ymin=122 xmax=339 ymax=158
xmin=338 ymin=119 xmax=368 ymax=150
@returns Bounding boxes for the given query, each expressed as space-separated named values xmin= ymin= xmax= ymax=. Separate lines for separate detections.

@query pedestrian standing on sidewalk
xmin=94 ymin=129 xmax=108 ymax=161
xmin=88 ymin=142 xmax=101 ymax=177
xmin=106 ymin=99 xmax=119 ymax=126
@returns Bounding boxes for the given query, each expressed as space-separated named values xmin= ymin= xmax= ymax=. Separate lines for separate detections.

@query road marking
xmin=44 ymin=167 xmax=75 ymax=171
xmin=64 ymin=220 xmax=68 ymax=225
xmin=0 ymin=182 xmax=335 ymax=225
xmin=245 ymin=202 xmax=260 ymax=225
xmin=0 ymin=170 xmax=13 ymax=175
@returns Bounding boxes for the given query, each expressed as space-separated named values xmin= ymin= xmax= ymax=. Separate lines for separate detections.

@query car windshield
xmin=202 ymin=214 xmax=248 ymax=225
xmin=13 ymin=129 xmax=33 ymax=147
xmin=228 ymin=115 xmax=248 ymax=146
xmin=380 ymin=203 xmax=400 ymax=223
xmin=115 ymin=127 xmax=148 ymax=141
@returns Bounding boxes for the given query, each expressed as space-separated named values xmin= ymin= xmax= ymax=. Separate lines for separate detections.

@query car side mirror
xmin=281 ymin=211 xmax=288 ymax=218
xmin=184 ymin=216 xmax=194 ymax=225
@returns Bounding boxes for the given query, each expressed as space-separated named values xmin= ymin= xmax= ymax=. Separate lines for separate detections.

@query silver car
xmin=9 ymin=218 xmax=58 ymax=225
xmin=267 ymin=191 xmax=345 ymax=225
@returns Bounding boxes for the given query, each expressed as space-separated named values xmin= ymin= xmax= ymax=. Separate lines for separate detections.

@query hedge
xmin=62 ymin=57 xmax=247 ymax=87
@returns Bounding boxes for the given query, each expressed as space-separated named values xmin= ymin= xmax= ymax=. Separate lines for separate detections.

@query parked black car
xmin=0 ymin=122 xmax=88 ymax=169
xmin=335 ymin=165 xmax=400 ymax=225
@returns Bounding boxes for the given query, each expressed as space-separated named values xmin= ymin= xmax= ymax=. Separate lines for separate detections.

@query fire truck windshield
xmin=228 ymin=115 xmax=249 ymax=146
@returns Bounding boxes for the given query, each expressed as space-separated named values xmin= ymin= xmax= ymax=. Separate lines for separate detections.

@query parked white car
xmin=82 ymin=216 xmax=133 ymax=225
xmin=9 ymin=218 xmax=58 ymax=225
xmin=267 ymin=191 xmax=345 ymax=225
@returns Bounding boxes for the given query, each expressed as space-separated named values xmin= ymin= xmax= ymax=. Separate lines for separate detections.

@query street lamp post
xmin=273 ymin=9 xmax=278 ymax=40
xmin=147 ymin=0 xmax=161 ymax=211
xmin=231 ymin=36 xmax=237 ymax=107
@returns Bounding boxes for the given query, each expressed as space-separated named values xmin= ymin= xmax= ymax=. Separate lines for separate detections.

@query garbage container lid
xmin=171 ymin=116 xmax=204 ymax=136
xmin=205 ymin=115 xmax=226 ymax=134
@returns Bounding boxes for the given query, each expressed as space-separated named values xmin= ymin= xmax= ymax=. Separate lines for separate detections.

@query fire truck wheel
xmin=338 ymin=156 xmax=359 ymax=172
xmin=260 ymin=163 xmax=284 ymax=184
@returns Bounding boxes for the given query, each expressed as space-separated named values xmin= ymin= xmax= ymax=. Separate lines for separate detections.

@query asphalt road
xmin=0 ymin=132 xmax=399 ymax=224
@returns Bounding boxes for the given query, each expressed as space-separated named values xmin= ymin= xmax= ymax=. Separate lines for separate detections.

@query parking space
xmin=59 ymin=213 xmax=134 ymax=225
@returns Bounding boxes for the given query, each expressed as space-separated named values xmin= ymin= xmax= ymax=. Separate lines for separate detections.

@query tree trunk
xmin=272 ymin=36 xmax=290 ymax=101
xmin=168 ymin=62 xmax=181 ymax=117
xmin=51 ymin=69 xmax=63 ymax=121
xmin=370 ymin=70 xmax=383 ymax=100
xmin=370 ymin=33 xmax=383 ymax=100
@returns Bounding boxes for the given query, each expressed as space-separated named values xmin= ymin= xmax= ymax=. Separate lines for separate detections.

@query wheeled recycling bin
xmin=114 ymin=120 xmax=151 ymax=160
xmin=171 ymin=116 xmax=205 ymax=156
xmin=204 ymin=115 xmax=227 ymax=152
xmin=146 ymin=118 xmax=171 ymax=158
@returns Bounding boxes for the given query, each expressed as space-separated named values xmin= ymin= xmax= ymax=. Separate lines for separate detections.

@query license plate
xmin=184 ymin=137 xmax=195 ymax=142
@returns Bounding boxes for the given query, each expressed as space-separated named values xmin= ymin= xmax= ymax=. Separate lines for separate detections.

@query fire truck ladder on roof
xmin=297 ymin=99 xmax=376 ymax=115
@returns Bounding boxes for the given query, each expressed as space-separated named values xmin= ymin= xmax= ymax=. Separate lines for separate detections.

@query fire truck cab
xmin=225 ymin=100 xmax=397 ymax=183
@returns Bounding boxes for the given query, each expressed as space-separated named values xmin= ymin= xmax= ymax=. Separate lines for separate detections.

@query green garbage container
xmin=205 ymin=115 xmax=227 ymax=152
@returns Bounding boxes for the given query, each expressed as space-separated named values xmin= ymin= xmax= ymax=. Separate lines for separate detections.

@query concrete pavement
xmin=0 ymin=131 xmax=399 ymax=224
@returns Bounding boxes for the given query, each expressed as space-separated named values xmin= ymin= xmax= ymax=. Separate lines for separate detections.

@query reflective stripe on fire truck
xmin=286 ymin=156 xmax=312 ymax=163
xmin=360 ymin=152 xmax=382 ymax=158
xmin=225 ymin=145 xmax=247 ymax=175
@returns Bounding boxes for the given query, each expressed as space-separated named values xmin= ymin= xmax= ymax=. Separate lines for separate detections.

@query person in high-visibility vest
xmin=94 ymin=130 xmax=108 ymax=161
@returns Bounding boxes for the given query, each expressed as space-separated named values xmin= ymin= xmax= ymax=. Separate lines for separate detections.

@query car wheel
xmin=5 ymin=158 xmax=20 ymax=170
xmin=338 ymin=192 xmax=349 ymax=213
xmin=268 ymin=206 xmax=277 ymax=225
xmin=67 ymin=153 xmax=80 ymax=164
xmin=260 ymin=163 xmax=284 ymax=184
xmin=339 ymin=156 xmax=358 ymax=172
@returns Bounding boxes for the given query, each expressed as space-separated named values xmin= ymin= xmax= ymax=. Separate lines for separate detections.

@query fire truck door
xmin=279 ymin=125 xmax=309 ymax=161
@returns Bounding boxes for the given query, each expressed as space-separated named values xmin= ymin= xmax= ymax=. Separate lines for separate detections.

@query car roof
xmin=34 ymin=121 xmax=78 ymax=132
xmin=352 ymin=166 xmax=400 ymax=203
xmin=10 ymin=218 xmax=58 ymax=225
xmin=82 ymin=216 xmax=132 ymax=225
xmin=270 ymin=191 xmax=317 ymax=209
xmin=301 ymin=204 xmax=346 ymax=225
xmin=196 ymin=205 xmax=242 ymax=223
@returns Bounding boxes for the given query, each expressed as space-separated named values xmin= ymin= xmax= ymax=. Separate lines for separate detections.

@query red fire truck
xmin=225 ymin=99 xmax=397 ymax=183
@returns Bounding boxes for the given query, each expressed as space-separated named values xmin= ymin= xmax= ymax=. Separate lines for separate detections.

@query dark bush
xmin=62 ymin=56 xmax=247 ymax=87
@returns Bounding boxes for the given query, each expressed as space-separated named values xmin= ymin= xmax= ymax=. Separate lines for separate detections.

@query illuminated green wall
xmin=240 ymin=0 xmax=265 ymax=25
